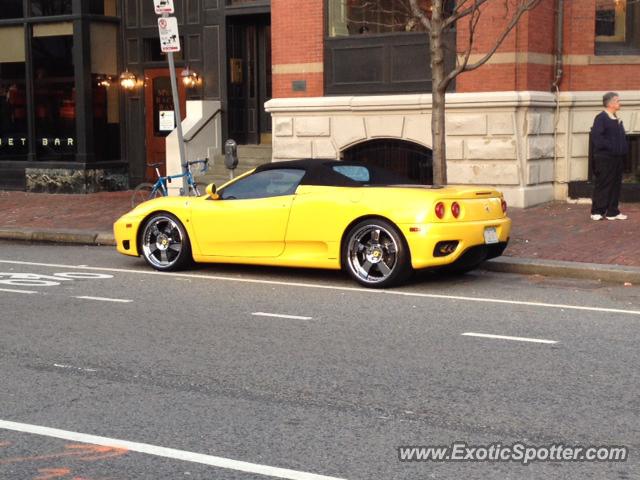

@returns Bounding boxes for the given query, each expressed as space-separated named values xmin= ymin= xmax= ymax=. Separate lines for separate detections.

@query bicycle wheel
xmin=131 ymin=183 xmax=160 ymax=208
xmin=191 ymin=181 xmax=208 ymax=196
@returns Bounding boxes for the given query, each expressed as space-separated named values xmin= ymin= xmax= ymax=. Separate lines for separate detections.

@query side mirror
xmin=206 ymin=183 xmax=220 ymax=200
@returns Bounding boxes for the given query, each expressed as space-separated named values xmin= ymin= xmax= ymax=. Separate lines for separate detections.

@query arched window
xmin=342 ymin=139 xmax=433 ymax=185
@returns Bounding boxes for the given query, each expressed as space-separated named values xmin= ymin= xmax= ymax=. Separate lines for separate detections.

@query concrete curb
xmin=0 ymin=228 xmax=116 ymax=247
xmin=1 ymin=227 xmax=638 ymax=284
xmin=484 ymin=257 xmax=640 ymax=284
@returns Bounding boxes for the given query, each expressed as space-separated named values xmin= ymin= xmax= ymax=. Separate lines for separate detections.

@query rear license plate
xmin=484 ymin=227 xmax=499 ymax=244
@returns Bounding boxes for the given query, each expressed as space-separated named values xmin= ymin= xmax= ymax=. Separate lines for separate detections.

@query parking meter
xmin=224 ymin=139 xmax=239 ymax=171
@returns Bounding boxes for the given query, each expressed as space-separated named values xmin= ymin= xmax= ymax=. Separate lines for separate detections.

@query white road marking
xmin=53 ymin=363 xmax=98 ymax=373
xmin=462 ymin=332 xmax=558 ymax=344
xmin=0 ymin=419 xmax=347 ymax=480
xmin=0 ymin=287 xmax=38 ymax=295
xmin=1 ymin=259 xmax=639 ymax=317
xmin=75 ymin=296 xmax=132 ymax=303
xmin=252 ymin=312 xmax=313 ymax=320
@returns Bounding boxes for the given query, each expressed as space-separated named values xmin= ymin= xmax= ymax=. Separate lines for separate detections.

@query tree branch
xmin=408 ymin=0 xmax=432 ymax=32
xmin=439 ymin=0 xmax=482 ymax=90
xmin=444 ymin=0 xmax=490 ymax=28
xmin=462 ymin=0 xmax=543 ymax=72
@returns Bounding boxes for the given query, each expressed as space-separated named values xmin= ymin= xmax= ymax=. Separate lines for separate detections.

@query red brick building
xmin=267 ymin=0 xmax=640 ymax=206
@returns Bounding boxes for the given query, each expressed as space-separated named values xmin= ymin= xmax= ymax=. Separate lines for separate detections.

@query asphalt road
xmin=0 ymin=241 xmax=639 ymax=480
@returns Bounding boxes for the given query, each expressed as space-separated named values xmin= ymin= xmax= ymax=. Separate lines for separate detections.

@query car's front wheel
xmin=140 ymin=213 xmax=192 ymax=271
xmin=342 ymin=219 xmax=411 ymax=288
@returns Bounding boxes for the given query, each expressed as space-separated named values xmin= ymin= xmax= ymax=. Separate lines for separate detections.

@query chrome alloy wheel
xmin=347 ymin=224 xmax=399 ymax=284
xmin=141 ymin=215 xmax=184 ymax=269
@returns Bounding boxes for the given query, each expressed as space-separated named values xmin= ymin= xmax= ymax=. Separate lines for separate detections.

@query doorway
xmin=227 ymin=15 xmax=272 ymax=145
xmin=144 ymin=68 xmax=187 ymax=181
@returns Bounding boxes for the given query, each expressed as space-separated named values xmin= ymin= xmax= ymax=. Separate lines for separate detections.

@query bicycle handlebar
xmin=183 ymin=158 xmax=209 ymax=173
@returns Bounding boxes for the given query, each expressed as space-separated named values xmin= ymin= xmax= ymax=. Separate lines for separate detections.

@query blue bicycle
xmin=131 ymin=159 xmax=209 ymax=208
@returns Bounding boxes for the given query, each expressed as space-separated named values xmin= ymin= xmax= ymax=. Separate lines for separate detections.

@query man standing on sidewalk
xmin=590 ymin=92 xmax=629 ymax=221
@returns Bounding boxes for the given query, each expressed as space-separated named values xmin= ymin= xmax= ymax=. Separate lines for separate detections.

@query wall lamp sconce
xmin=181 ymin=66 xmax=201 ymax=88
xmin=97 ymin=75 xmax=114 ymax=88
xmin=119 ymin=70 xmax=138 ymax=90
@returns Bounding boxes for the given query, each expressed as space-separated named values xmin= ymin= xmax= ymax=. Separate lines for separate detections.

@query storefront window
xmin=596 ymin=0 xmax=627 ymax=42
xmin=31 ymin=0 xmax=73 ymax=16
xmin=0 ymin=0 xmax=23 ymax=19
xmin=32 ymin=32 xmax=76 ymax=160
xmin=0 ymin=27 xmax=27 ymax=160
xmin=91 ymin=23 xmax=121 ymax=161
xmin=328 ymin=0 xmax=431 ymax=37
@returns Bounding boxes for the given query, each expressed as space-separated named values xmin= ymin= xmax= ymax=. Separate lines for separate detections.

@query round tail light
xmin=435 ymin=202 xmax=445 ymax=219
xmin=451 ymin=202 xmax=460 ymax=218
xmin=501 ymin=199 xmax=507 ymax=214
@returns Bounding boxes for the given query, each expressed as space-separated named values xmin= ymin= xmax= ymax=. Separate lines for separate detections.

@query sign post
xmin=155 ymin=1 xmax=189 ymax=196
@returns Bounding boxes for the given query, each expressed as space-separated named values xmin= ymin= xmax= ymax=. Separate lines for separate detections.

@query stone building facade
xmin=267 ymin=0 xmax=640 ymax=207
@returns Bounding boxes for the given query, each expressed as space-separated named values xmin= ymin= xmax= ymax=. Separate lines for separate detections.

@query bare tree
xmin=403 ymin=0 xmax=543 ymax=184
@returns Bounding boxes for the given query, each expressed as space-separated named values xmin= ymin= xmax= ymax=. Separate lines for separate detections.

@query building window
xmin=596 ymin=0 xmax=626 ymax=41
xmin=595 ymin=0 xmax=640 ymax=54
xmin=32 ymin=30 xmax=76 ymax=160
xmin=0 ymin=27 xmax=27 ymax=160
xmin=91 ymin=22 xmax=121 ymax=161
xmin=31 ymin=0 xmax=73 ymax=16
xmin=328 ymin=0 xmax=431 ymax=37
xmin=226 ymin=0 xmax=265 ymax=5
xmin=0 ymin=0 xmax=23 ymax=19
xmin=88 ymin=0 xmax=119 ymax=16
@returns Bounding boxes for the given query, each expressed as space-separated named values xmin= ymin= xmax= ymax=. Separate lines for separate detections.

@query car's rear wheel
xmin=342 ymin=219 xmax=411 ymax=288
xmin=140 ymin=213 xmax=192 ymax=271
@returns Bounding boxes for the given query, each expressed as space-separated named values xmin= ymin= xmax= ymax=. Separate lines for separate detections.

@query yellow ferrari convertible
xmin=114 ymin=159 xmax=511 ymax=287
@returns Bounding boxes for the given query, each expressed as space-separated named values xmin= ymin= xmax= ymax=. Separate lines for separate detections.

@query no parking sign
xmin=158 ymin=17 xmax=181 ymax=53
xmin=154 ymin=0 xmax=174 ymax=14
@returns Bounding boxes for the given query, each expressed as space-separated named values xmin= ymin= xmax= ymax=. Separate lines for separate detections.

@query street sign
xmin=158 ymin=17 xmax=181 ymax=53
xmin=154 ymin=4 xmax=187 ymax=197
xmin=153 ymin=0 xmax=174 ymax=14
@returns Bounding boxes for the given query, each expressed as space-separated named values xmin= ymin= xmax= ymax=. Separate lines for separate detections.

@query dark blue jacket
xmin=591 ymin=111 xmax=628 ymax=157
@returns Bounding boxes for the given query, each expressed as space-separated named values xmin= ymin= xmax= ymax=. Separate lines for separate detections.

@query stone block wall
xmin=266 ymin=92 xmax=561 ymax=208
xmin=25 ymin=168 xmax=128 ymax=194
xmin=266 ymin=91 xmax=640 ymax=207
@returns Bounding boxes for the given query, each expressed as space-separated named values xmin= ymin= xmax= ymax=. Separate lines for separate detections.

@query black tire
xmin=342 ymin=218 xmax=412 ymax=288
xmin=131 ymin=183 xmax=160 ymax=208
xmin=139 ymin=212 xmax=192 ymax=271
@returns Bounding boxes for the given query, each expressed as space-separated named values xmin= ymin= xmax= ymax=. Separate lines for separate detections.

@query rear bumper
xmin=401 ymin=217 xmax=511 ymax=270
xmin=438 ymin=241 xmax=509 ymax=271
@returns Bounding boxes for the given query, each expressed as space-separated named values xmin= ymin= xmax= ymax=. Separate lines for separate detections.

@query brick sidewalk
xmin=1 ymin=191 xmax=639 ymax=267
xmin=0 ymin=191 xmax=132 ymax=233
xmin=506 ymin=202 xmax=640 ymax=267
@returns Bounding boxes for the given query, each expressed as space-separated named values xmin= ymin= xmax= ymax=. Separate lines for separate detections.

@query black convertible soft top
xmin=253 ymin=159 xmax=421 ymax=187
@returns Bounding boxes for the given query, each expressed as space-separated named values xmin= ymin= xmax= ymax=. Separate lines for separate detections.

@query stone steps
xmin=195 ymin=144 xmax=272 ymax=187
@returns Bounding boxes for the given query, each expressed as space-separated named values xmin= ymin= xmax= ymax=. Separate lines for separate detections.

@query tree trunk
xmin=430 ymin=1 xmax=448 ymax=185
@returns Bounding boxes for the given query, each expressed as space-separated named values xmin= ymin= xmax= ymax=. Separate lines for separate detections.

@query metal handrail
xmin=183 ymin=108 xmax=223 ymax=143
